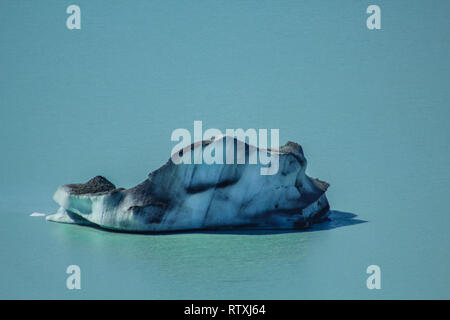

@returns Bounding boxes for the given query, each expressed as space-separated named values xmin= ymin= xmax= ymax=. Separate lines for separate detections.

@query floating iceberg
xmin=30 ymin=212 xmax=46 ymax=217
xmin=46 ymin=136 xmax=330 ymax=232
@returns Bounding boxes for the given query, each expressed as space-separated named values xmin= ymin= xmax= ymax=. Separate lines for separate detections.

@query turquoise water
xmin=0 ymin=1 xmax=449 ymax=299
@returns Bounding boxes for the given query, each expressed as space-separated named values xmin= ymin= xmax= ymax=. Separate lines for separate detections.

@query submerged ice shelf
xmin=47 ymin=136 xmax=331 ymax=232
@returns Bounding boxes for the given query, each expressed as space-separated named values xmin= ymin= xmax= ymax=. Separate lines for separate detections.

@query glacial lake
xmin=1 ymin=191 xmax=448 ymax=299
xmin=0 ymin=1 xmax=448 ymax=299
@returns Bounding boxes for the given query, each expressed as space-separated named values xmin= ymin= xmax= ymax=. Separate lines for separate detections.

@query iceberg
xmin=46 ymin=136 xmax=330 ymax=232
xmin=30 ymin=212 xmax=46 ymax=217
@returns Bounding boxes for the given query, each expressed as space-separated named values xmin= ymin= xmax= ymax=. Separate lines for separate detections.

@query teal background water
xmin=0 ymin=1 xmax=449 ymax=299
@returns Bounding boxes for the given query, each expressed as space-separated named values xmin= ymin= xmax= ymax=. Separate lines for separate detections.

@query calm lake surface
xmin=0 ymin=1 xmax=449 ymax=299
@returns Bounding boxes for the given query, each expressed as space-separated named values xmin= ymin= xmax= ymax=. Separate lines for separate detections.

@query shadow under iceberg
xmin=197 ymin=210 xmax=366 ymax=235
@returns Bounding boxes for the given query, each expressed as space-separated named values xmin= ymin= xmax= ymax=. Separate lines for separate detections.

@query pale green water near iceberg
xmin=0 ymin=1 xmax=449 ymax=299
